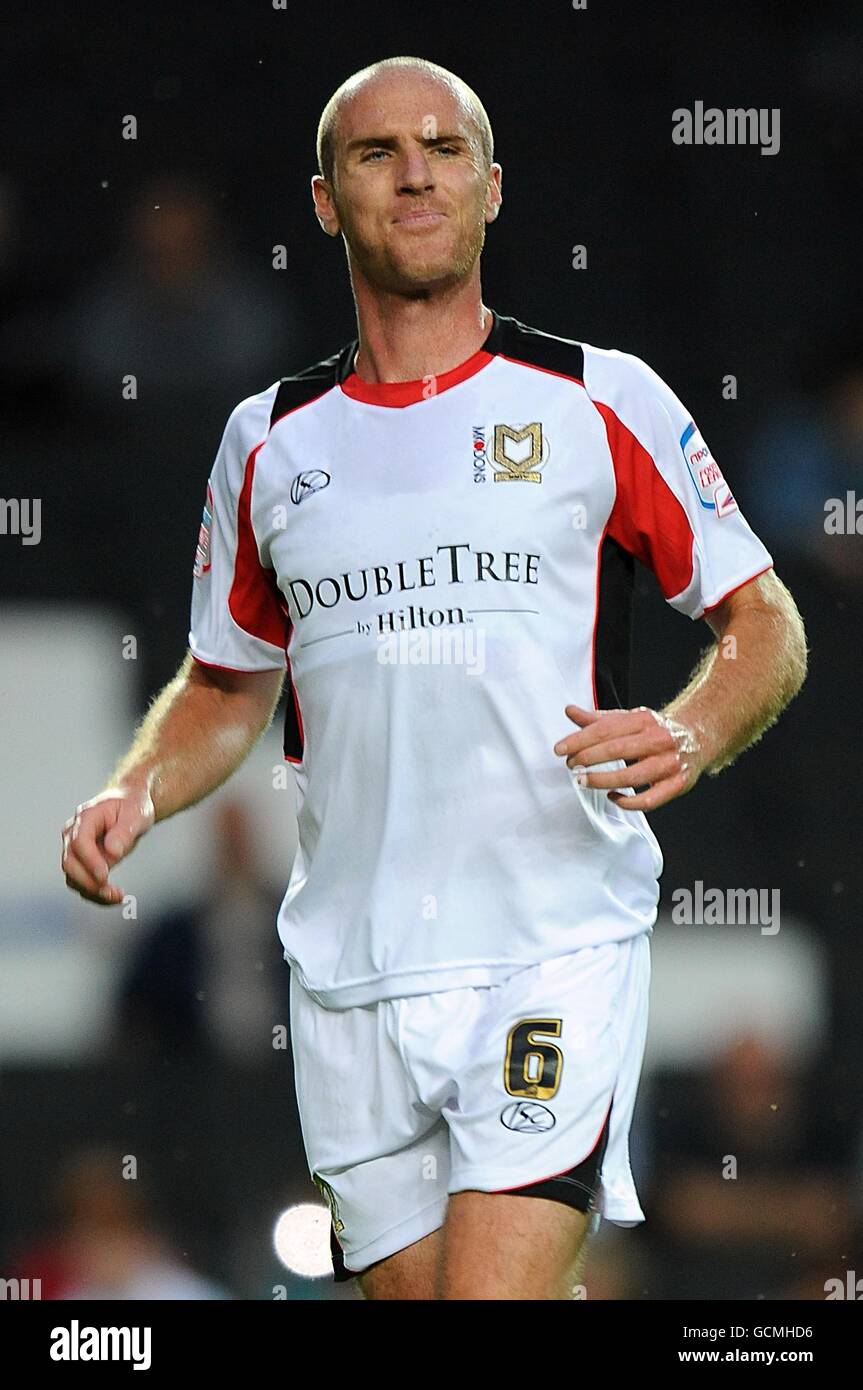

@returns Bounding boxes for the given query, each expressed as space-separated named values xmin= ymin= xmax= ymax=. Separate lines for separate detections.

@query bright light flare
xmin=272 ymin=1203 xmax=333 ymax=1278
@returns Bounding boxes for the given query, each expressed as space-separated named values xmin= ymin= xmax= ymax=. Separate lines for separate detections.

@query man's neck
xmin=351 ymin=281 xmax=492 ymax=384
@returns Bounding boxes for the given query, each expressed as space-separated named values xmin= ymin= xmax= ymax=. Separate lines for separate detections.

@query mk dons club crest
xmin=480 ymin=423 xmax=550 ymax=483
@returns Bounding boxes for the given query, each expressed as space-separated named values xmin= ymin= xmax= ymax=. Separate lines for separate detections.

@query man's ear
xmin=485 ymin=162 xmax=503 ymax=223
xmin=311 ymin=173 xmax=340 ymax=237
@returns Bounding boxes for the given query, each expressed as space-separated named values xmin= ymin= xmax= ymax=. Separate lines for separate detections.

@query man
xmin=61 ymin=56 xmax=807 ymax=1300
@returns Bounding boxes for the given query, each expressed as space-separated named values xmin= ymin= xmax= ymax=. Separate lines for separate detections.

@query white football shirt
xmin=189 ymin=311 xmax=773 ymax=1008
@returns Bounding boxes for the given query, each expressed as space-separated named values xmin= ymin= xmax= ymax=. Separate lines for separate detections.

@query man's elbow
xmin=770 ymin=579 xmax=808 ymax=701
xmin=713 ymin=570 xmax=808 ymax=700
xmin=755 ymin=596 xmax=808 ymax=716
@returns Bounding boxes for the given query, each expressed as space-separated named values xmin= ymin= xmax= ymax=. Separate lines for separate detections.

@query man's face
xmin=314 ymin=72 xmax=501 ymax=293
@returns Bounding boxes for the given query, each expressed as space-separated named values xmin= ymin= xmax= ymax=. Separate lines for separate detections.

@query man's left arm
xmin=553 ymin=569 xmax=808 ymax=812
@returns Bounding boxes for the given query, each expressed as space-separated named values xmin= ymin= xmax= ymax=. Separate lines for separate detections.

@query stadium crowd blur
xmin=1 ymin=1 xmax=861 ymax=1299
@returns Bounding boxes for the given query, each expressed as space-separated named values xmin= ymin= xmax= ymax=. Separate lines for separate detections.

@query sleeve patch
xmin=680 ymin=421 xmax=738 ymax=516
xmin=193 ymin=481 xmax=214 ymax=578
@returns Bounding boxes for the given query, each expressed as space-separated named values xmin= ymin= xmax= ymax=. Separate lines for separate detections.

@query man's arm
xmin=553 ymin=569 xmax=808 ymax=811
xmin=660 ymin=569 xmax=807 ymax=775
xmin=61 ymin=652 xmax=285 ymax=905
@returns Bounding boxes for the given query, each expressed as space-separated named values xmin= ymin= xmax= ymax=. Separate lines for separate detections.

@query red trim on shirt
xmin=229 ymin=442 xmax=291 ymax=648
xmin=191 ymin=653 xmax=286 ymax=674
xmin=702 ymin=563 xmax=774 ymax=614
xmin=340 ymin=346 xmax=495 ymax=407
xmin=592 ymin=399 xmax=695 ymax=600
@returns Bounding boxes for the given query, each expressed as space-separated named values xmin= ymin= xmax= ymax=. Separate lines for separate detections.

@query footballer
xmin=62 ymin=56 xmax=807 ymax=1300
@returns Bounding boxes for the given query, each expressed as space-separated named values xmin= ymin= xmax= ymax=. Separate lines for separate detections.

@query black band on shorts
xmin=497 ymin=1098 xmax=612 ymax=1214
xmin=330 ymin=1221 xmax=355 ymax=1282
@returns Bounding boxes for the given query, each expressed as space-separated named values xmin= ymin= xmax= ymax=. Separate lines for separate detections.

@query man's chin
xmin=348 ymin=239 xmax=481 ymax=296
xmin=395 ymin=266 xmax=460 ymax=292
xmin=382 ymin=250 xmax=477 ymax=294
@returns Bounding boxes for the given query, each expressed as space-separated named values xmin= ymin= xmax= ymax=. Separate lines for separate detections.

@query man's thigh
xmin=438 ymin=1191 xmax=591 ymax=1300
xmin=358 ymin=1226 xmax=444 ymax=1300
xmin=358 ymin=1194 xmax=589 ymax=1300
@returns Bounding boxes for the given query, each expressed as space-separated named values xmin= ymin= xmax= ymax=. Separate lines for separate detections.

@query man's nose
xmin=397 ymin=147 xmax=435 ymax=190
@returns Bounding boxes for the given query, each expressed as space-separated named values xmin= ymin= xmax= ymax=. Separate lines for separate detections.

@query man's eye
xmin=361 ymin=145 xmax=459 ymax=161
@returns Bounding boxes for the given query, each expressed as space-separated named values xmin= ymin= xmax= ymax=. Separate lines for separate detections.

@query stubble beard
xmin=342 ymin=200 xmax=488 ymax=297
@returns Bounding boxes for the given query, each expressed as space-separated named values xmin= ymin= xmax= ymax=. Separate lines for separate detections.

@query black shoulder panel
xmin=268 ymin=339 xmax=357 ymax=432
xmin=485 ymin=312 xmax=585 ymax=384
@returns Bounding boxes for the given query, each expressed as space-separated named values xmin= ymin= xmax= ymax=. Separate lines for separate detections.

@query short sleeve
xmin=582 ymin=344 xmax=774 ymax=620
xmin=188 ymin=387 xmax=289 ymax=671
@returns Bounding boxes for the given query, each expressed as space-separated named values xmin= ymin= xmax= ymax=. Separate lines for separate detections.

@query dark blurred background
xmin=0 ymin=0 xmax=861 ymax=1299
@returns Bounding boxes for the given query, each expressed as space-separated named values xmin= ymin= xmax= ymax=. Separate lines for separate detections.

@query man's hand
xmin=61 ymin=785 xmax=155 ymax=905
xmin=553 ymin=703 xmax=704 ymax=812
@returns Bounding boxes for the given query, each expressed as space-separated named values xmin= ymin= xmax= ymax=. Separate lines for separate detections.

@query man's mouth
xmin=393 ymin=209 xmax=447 ymax=225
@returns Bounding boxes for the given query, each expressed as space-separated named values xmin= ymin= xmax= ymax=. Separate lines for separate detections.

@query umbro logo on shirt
xmin=290 ymin=470 xmax=331 ymax=505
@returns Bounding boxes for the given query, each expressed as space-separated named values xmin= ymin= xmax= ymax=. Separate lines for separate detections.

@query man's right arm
xmin=61 ymin=651 xmax=285 ymax=906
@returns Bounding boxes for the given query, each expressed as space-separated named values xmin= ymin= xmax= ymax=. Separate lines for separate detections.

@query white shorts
xmin=289 ymin=932 xmax=651 ymax=1279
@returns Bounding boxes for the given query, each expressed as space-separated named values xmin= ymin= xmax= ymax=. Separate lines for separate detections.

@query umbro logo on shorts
xmin=500 ymin=1101 xmax=556 ymax=1132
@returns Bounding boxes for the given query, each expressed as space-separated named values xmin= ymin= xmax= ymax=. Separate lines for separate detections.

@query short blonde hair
xmin=316 ymin=56 xmax=494 ymax=186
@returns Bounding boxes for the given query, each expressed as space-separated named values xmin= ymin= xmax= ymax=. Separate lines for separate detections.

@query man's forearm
xmin=106 ymin=652 xmax=281 ymax=821
xmin=662 ymin=582 xmax=807 ymax=776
